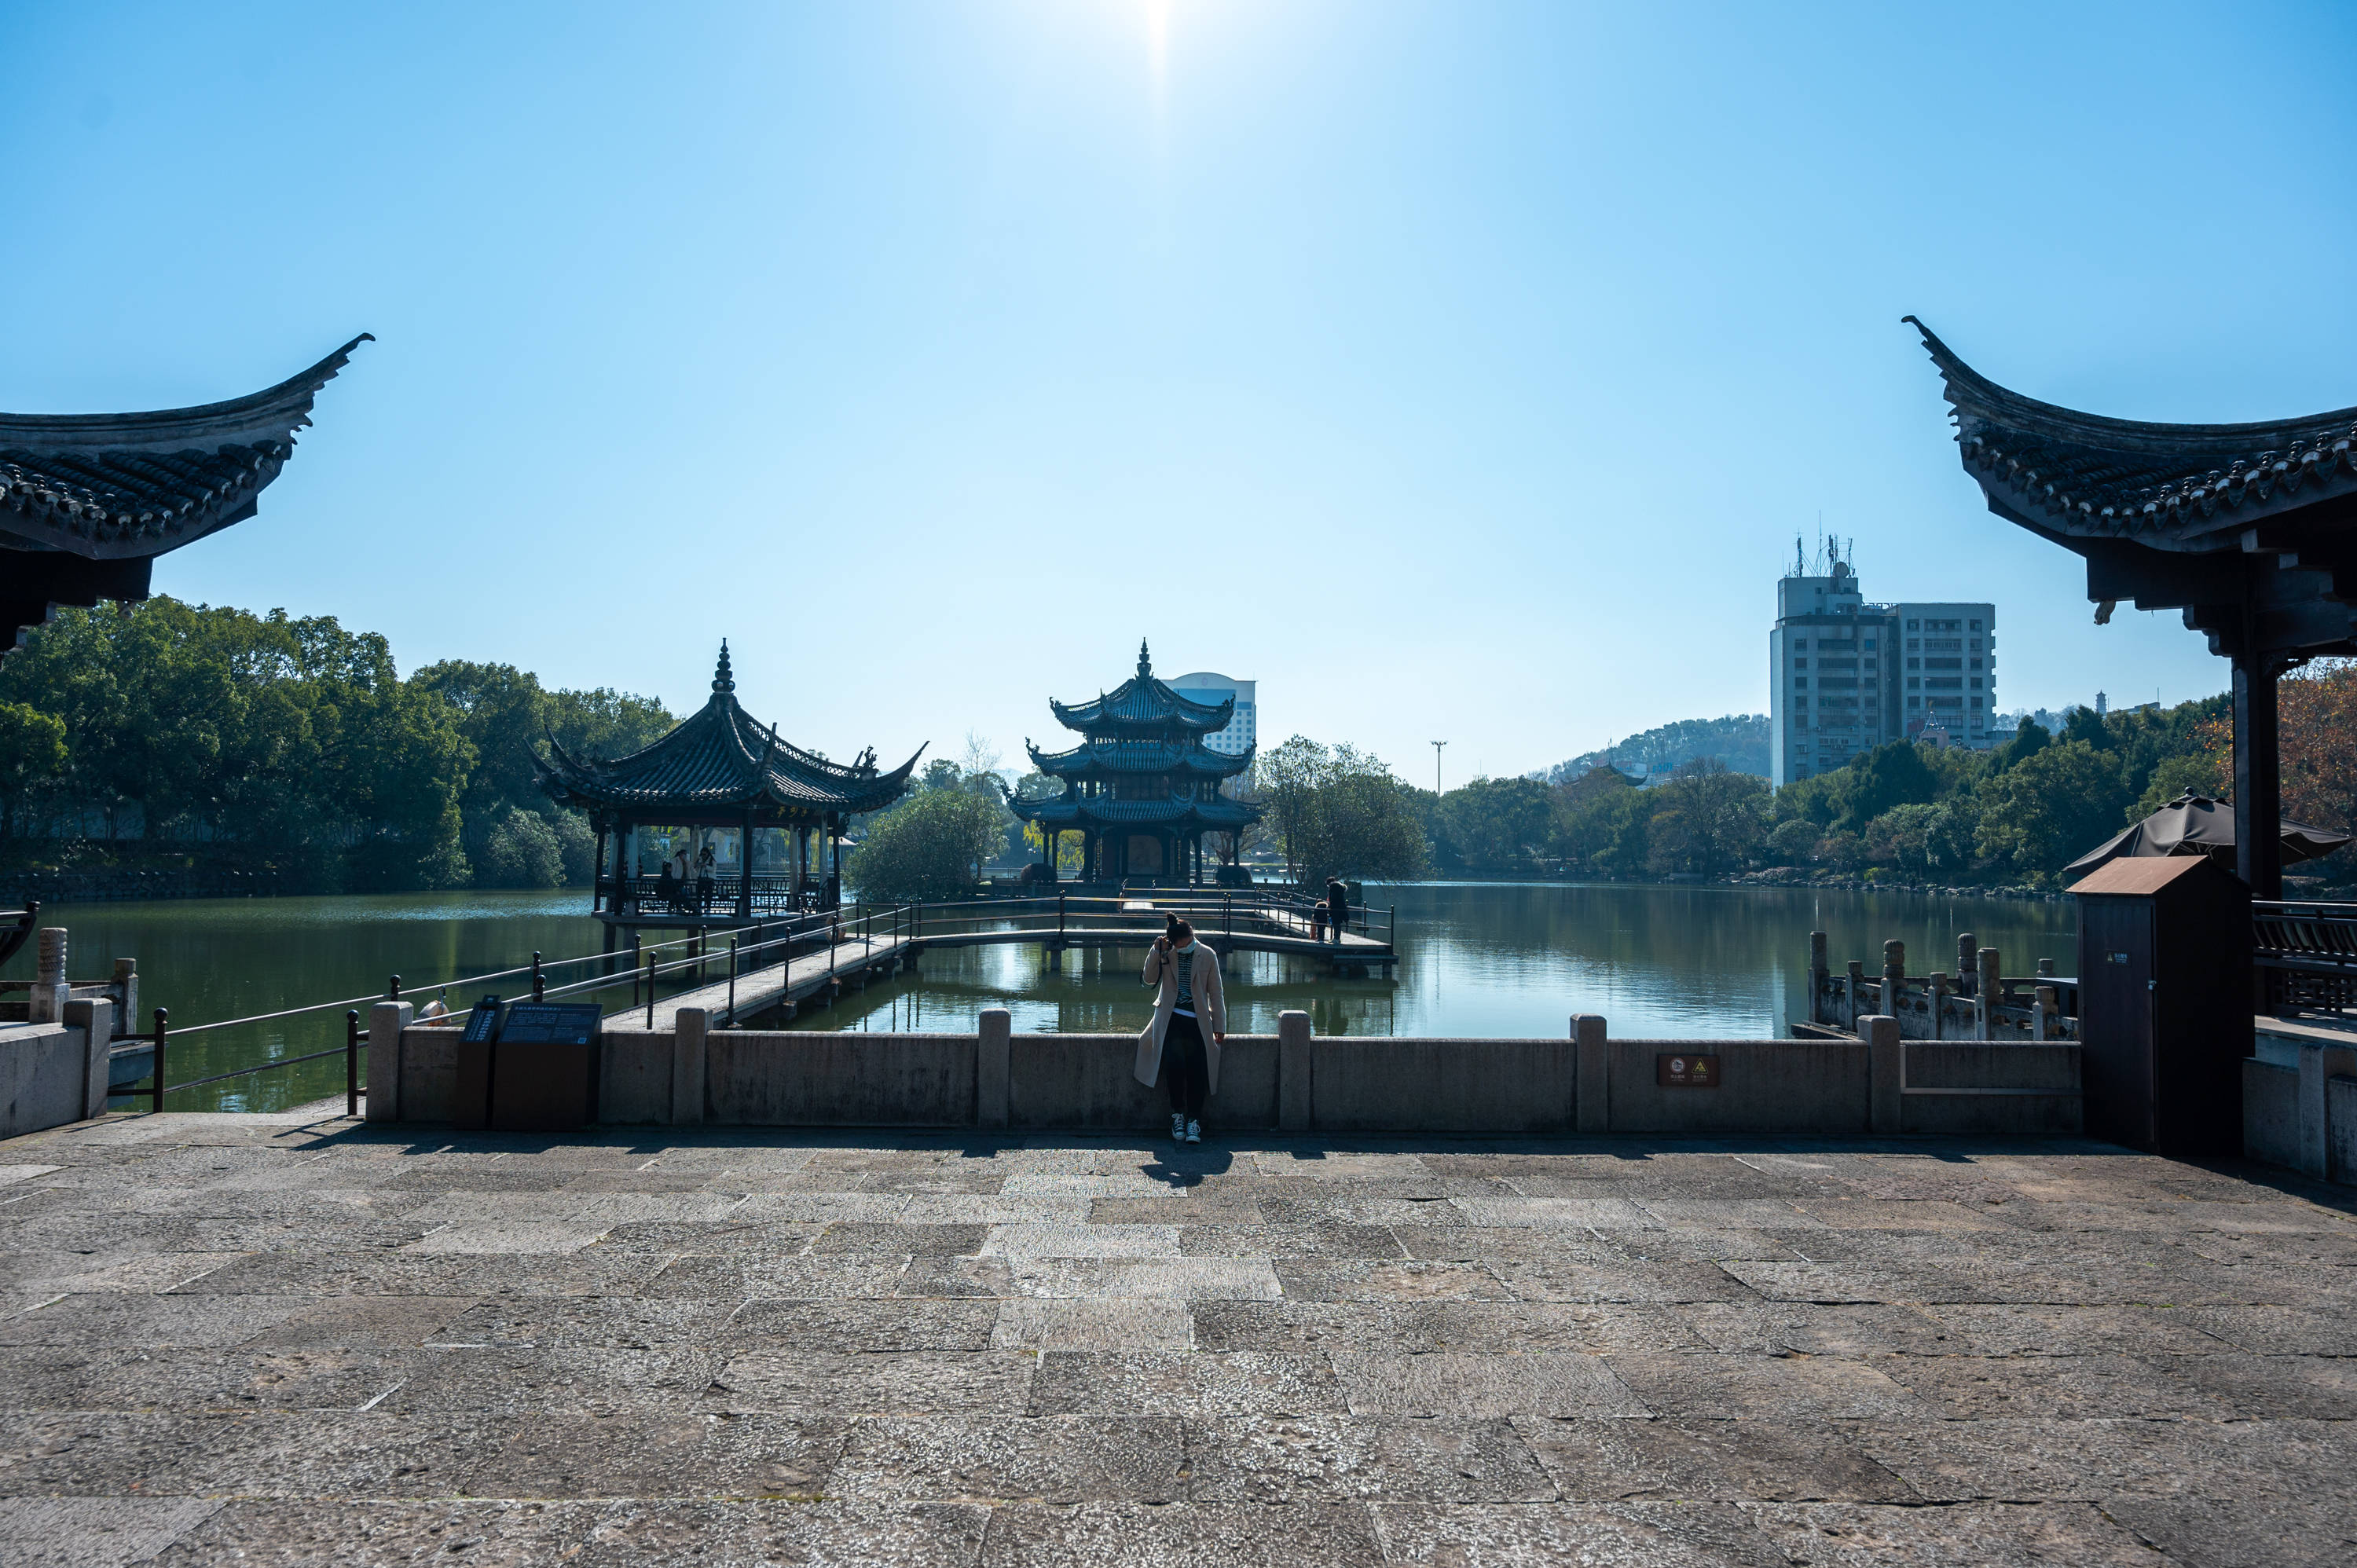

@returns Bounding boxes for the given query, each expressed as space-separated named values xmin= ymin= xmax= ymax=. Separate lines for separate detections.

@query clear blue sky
xmin=5 ymin=2 xmax=2353 ymax=784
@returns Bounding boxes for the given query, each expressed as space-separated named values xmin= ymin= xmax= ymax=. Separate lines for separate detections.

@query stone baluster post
xmin=1573 ymin=1014 xmax=1607 ymax=1134
xmin=28 ymin=928 xmax=68 ymax=1024
xmin=1929 ymin=973 xmax=1949 ymax=1040
xmin=1863 ymin=1013 xmax=1903 ymax=1134
xmin=1882 ymin=940 xmax=1907 ymax=1031
xmin=1277 ymin=1009 xmax=1312 ymax=1131
xmin=1976 ymin=948 xmax=2001 ymax=1041
xmin=2033 ymin=984 xmax=2058 ymax=1043
xmin=1956 ymin=933 xmax=1978 ymax=997
xmin=365 ymin=1000 xmax=415 ymax=1121
xmin=977 ymin=1007 xmax=1011 ymax=1130
xmin=1845 ymin=961 xmax=1864 ymax=1032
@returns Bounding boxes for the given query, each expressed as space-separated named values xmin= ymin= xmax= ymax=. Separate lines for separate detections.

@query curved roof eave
xmin=0 ymin=335 xmax=375 ymax=454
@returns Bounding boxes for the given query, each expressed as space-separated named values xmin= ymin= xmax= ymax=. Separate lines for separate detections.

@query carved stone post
xmin=1976 ymin=947 xmax=2001 ymax=1040
xmin=28 ymin=927 xmax=68 ymax=1024
xmin=1956 ymin=933 xmax=1978 ymax=997
xmin=1882 ymin=940 xmax=1907 ymax=1026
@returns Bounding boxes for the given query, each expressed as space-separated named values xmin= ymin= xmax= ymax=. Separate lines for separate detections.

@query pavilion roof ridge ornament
xmin=713 ymin=639 xmax=735 ymax=694
xmin=1138 ymin=638 xmax=1152 ymax=679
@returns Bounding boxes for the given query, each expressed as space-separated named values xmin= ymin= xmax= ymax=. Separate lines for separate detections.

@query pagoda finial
xmin=713 ymin=640 xmax=735 ymax=694
xmin=1137 ymin=638 xmax=1152 ymax=679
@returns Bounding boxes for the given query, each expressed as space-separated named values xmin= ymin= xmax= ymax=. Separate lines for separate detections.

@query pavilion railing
xmin=2254 ymin=899 xmax=2357 ymax=1019
xmin=599 ymin=872 xmax=826 ymax=919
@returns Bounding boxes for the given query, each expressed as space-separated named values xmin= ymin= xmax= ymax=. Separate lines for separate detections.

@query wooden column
xmin=737 ymin=808 xmax=754 ymax=919
xmin=2234 ymin=654 xmax=2282 ymax=900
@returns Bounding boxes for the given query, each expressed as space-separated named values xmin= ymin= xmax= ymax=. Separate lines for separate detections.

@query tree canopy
xmin=0 ymin=599 xmax=675 ymax=892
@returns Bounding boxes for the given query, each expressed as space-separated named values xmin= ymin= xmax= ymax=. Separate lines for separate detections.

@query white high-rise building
xmin=1167 ymin=672 xmax=1257 ymax=757
xmin=1769 ymin=549 xmax=1995 ymax=786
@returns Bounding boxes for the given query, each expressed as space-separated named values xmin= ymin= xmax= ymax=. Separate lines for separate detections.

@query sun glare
xmin=1146 ymin=0 xmax=1171 ymax=115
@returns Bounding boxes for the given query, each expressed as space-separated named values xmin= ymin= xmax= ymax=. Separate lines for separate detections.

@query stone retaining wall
xmin=368 ymin=1006 xmax=2082 ymax=1138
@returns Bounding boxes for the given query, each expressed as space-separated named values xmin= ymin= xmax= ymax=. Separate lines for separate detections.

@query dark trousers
xmin=1163 ymin=1013 xmax=1208 ymax=1119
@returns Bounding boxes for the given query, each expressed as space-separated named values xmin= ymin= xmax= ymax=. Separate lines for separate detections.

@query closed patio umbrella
xmin=2063 ymin=791 xmax=2352 ymax=881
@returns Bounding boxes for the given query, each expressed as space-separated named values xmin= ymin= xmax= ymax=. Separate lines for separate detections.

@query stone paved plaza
xmin=1 ymin=1110 xmax=2352 ymax=1565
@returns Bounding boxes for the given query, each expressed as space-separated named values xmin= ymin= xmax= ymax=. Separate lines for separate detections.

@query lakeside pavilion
xmin=1 ymin=335 xmax=369 ymax=655
xmin=1913 ymin=318 xmax=2357 ymax=899
xmin=537 ymin=643 xmax=922 ymax=946
xmin=1007 ymin=640 xmax=1261 ymax=886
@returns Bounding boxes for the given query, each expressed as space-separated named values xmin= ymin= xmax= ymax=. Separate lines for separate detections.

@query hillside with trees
xmin=1538 ymin=714 xmax=1770 ymax=783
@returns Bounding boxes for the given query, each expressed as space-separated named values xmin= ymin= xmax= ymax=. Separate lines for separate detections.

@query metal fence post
xmin=1058 ymin=892 xmax=1066 ymax=936
xmin=151 ymin=1007 xmax=168 ymax=1113
xmin=530 ymin=951 xmax=544 ymax=1002
xmin=387 ymin=975 xmax=401 ymax=1001
xmin=646 ymin=947 xmax=658 ymax=1028
xmin=346 ymin=1009 xmax=361 ymax=1118
xmin=729 ymin=939 xmax=738 ymax=1017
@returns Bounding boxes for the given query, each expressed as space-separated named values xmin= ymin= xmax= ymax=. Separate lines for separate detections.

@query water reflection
xmin=808 ymin=881 xmax=2077 ymax=1043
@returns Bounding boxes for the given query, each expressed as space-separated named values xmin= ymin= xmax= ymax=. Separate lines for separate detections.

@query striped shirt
xmin=1172 ymin=945 xmax=1197 ymax=1016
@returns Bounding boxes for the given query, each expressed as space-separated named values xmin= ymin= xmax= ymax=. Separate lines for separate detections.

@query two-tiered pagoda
xmin=537 ymin=643 xmax=922 ymax=935
xmin=1008 ymin=641 xmax=1260 ymax=885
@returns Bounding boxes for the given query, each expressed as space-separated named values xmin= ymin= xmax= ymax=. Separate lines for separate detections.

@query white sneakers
xmin=1185 ymin=1120 xmax=1202 ymax=1145
xmin=1171 ymin=1112 xmax=1186 ymax=1140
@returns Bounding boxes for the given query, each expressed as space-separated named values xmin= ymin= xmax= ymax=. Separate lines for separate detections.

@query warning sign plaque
xmin=1656 ymin=1053 xmax=1721 ymax=1088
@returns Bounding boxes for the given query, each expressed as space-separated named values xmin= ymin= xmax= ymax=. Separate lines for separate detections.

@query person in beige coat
xmin=1135 ymin=917 xmax=1226 ymax=1144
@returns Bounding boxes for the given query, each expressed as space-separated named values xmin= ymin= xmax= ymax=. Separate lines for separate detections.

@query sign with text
xmin=1656 ymin=1053 xmax=1721 ymax=1088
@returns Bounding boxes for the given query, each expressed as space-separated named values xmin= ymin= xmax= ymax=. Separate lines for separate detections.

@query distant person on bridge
xmin=1325 ymin=877 xmax=1350 ymax=945
xmin=1137 ymin=916 xmax=1226 ymax=1145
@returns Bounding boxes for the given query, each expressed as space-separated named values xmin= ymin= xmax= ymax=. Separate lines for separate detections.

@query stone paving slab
xmin=1 ymin=1109 xmax=2353 ymax=1563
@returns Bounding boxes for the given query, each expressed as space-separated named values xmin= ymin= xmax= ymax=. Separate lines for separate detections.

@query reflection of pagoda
xmin=1006 ymin=641 xmax=1261 ymax=885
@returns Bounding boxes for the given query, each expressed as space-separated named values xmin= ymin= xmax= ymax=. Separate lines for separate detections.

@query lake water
xmin=2 ymin=881 xmax=2077 ymax=1113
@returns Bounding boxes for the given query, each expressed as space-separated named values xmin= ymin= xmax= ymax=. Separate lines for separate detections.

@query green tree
xmin=1551 ymin=769 xmax=1651 ymax=876
xmin=1974 ymin=739 xmax=2132 ymax=881
xmin=476 ymin=806 xmax=566 ymax=888
xmin=1255 ymin=738 xmax=1429 ymax=884
xmin=845 ymin=787 xmax=1008 ymax=902
xmin=1438 ymin=775 xmax=1552 ymax=873
xmin=1765 ymin=816 xmax=1821 ymax=866
xmin=0 ymin=701 xmax=68 ymax=839
xmin=1645 ymin=759 xmax=1767 ymax=875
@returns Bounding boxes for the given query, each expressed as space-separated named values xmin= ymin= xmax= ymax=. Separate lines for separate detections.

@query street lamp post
xmin=1431 ymin=740 xmax=1447 ymax=797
